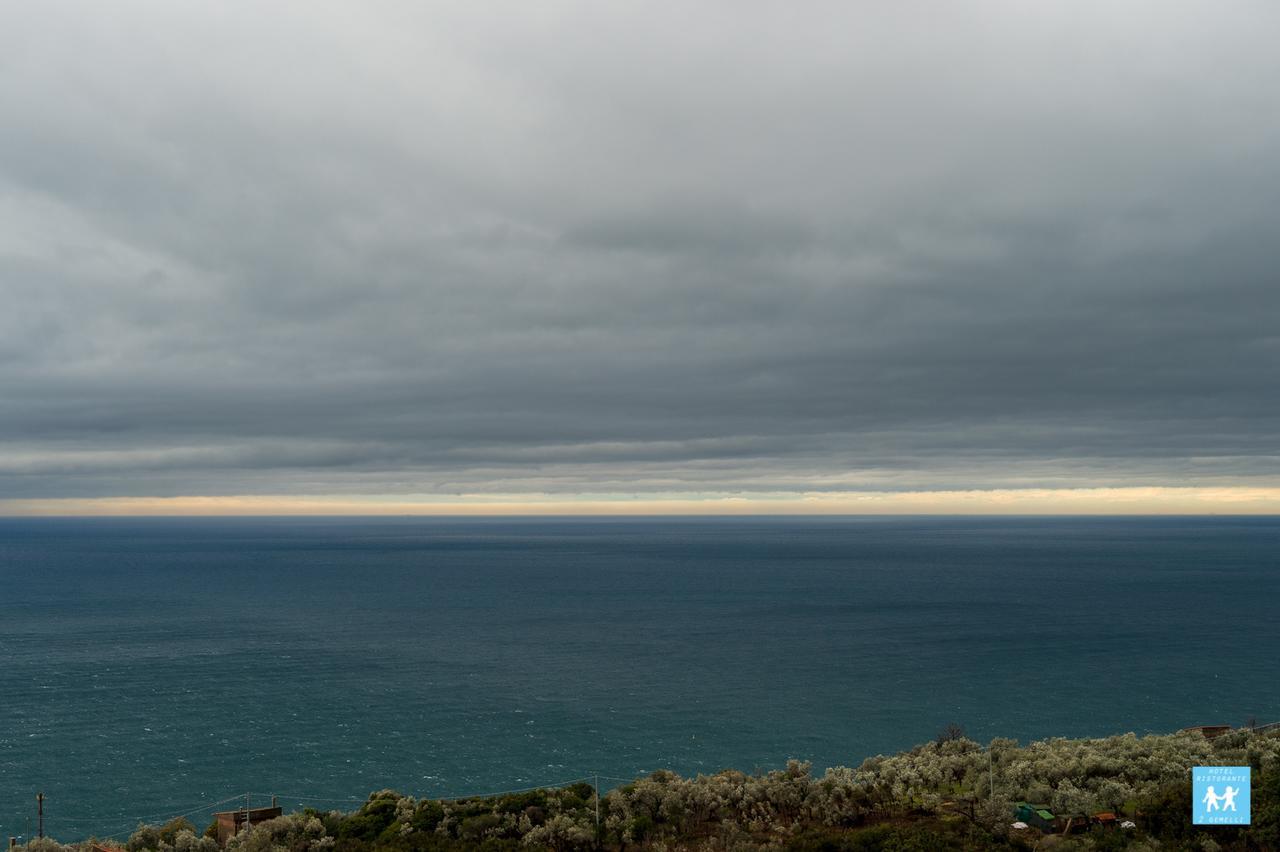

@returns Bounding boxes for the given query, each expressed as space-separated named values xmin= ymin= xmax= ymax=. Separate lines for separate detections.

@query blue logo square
xmin=1192 ymin=766 xmax=1250 ymax=825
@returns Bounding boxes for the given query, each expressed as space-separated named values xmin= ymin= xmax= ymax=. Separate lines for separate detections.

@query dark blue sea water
xmin=1 ymin=516 xmax=1277 ymax=841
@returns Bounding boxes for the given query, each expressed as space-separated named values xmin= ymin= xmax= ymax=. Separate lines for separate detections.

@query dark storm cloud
xmin=2 ymin=0 xmax=1279 ymax=500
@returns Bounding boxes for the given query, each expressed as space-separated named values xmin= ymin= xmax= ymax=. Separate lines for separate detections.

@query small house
xmin=213 ymin=804 xmax=283 ymax=846
xmin=1057 ymin=813 xmax=1091 ymax=834
xmin=1180 ymin=725 xmax=1232 ymax=739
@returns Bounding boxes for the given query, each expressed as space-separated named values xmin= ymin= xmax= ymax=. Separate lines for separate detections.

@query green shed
xmin=1013 ymin=802 xmax=1056 ymax=831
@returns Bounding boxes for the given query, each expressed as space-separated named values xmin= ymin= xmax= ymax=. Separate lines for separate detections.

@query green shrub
xmin=337 ymin=797 xmax=400 ymax=841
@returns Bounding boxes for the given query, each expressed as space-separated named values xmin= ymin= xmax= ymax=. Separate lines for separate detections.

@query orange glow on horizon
xmin=3 ymin=487 xmax=1280 ymax=516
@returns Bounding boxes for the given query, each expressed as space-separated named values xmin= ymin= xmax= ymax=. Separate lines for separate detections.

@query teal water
xmin=0 ymin=516 xmax=1277 ymax=840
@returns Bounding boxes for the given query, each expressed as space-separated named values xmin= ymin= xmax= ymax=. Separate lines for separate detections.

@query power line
xmin=20 ymin=777 xmax=604 ymax=843
xmin=249 ymin=777 xmax=592 ymax=805
xmin=24 ymin=796 xmax=246 ymax=831
xmin=93 ymin=795 xmax=251 ymax=841
xmin=243 ymin=793 xmax=363 ymax=805
xmin=43 ymin=799 xmax=236 ymax=826
xmin=436 ymin=778 xmax=592 ymax=801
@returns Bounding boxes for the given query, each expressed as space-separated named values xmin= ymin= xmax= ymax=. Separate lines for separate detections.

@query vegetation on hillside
xmin=17 ymin=726 xmax=1280 ymax=851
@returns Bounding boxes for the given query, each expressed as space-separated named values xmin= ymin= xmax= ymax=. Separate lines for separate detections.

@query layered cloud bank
xmin=2 ymin=1 xmax=1278 ymax=511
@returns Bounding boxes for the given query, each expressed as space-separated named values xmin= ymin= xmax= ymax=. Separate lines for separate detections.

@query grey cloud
xmin=1 ymin=0 xmax=1279 ymax=501
xmin=563 ymin=200 xmax=813 ymax=258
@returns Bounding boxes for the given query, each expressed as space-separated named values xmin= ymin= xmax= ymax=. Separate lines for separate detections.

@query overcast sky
xmin=2 ymin=1 xmax=1279 ymax=513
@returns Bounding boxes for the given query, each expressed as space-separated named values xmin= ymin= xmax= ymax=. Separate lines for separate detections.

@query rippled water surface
xmin=1 ymin=516 xmax=1277 ymax=839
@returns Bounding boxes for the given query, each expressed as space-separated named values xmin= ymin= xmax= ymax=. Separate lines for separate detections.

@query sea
xmin=1 ymin=516 xmax=1277 ymax=841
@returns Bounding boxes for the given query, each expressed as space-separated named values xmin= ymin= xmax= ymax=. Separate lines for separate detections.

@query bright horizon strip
xmin=3 ymin=487 xmax=1280 ymax=516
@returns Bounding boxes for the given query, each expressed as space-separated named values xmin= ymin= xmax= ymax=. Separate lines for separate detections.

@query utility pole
xmin=37 ymin=793 xmax=43 ymax=839
xmin=244 ymin=793 xmax=251 ymax=836
xmin=593 ymin=774 xmax=600 ymax=832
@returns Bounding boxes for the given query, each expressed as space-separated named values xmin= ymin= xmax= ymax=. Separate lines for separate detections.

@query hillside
xmin=17 ymin=726 xmax=1280 ymax=851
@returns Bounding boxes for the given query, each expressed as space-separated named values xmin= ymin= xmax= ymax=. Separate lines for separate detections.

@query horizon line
xmin=1 ymin=512 xmax=1275 ymax=520
xmin=3 ymin=486 xmax=1280 ymax=516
